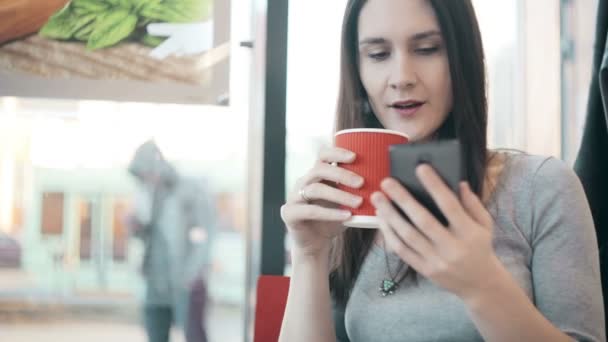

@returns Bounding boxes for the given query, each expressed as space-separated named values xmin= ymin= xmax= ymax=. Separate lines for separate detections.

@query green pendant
xmin=380 ymin=279 xmax=398 ymax=296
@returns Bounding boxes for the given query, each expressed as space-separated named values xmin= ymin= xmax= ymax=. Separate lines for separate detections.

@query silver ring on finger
xmin=299 ymin=186 xmax=312 ymax=203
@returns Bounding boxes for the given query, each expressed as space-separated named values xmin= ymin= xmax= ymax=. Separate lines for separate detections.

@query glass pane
xmin=284 ymin=0 xmax=528 ymax=264
xmin=0 ymin=96 xmax=250 ymax=341
xmin=286 ymin=0 xmax=348 ymax=178
xmin=112 ymin=198 xmax=129 ymax=262
xmin=561 ymin=0 xmax=598 ymax=164
xmin=472 ymin=0 xmax=524 ymax=150
xmin=41 ymin=192 xmax=64 ymax=236
xmin=285 ymin=0 xmax=530 ymax=202
xmin=0 ymin=0 xmax=264 ymax=339
xmin=78 ymin=199 xmax=93 ymax=261
xmin=285 ymin=0 xmax=348 ymax=274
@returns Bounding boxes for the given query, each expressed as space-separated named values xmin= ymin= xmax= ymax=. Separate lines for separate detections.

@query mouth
xmin=388 ymin=100 xmax=425 ymax=117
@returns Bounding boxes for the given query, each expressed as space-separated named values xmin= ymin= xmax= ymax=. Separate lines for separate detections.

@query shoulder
xmin=500 ymin=152 xmax=580 ymax=192
xmin=491 ymin=152 xmax=592 ymax=242
xmin=489 ymin=152 xmax=586 ymax=217
xmin=524 ymin=155 xmax=582 ymax=196
xmin=498 ymin=153 xmax=589 ymax=225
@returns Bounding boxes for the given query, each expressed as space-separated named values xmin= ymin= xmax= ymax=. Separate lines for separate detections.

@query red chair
xmin=254 ymin=275 xmax=290 ymax=342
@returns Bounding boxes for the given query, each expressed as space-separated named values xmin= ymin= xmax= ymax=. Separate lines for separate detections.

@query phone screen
xmin=389 ymin=139 xmax=463 ymax=226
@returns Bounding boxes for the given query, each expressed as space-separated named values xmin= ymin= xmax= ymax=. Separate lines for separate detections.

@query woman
xmin=279 ymin=0 xmax=605 ymax=341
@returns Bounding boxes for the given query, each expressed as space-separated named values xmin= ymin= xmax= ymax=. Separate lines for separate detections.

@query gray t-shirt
xmin=334 ymin=154 xmax=605 ymax=342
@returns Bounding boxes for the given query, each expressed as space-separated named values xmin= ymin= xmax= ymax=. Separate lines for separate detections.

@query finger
xmin=301 ymin=163 xmax=364 ymax=190
xmin=377 ymin=218 xmax=426 ymax=273
xmin=297 ymin=182 xmax=363 ymax=208
xmin=371 ymin=192 xmax=437 ymax=258
xmin=380 ymin=178 xmax=454 ymax=244
xmin=318 ymin=146 xmax=357 ymax=164
xmin=459 ymin=182 xmax=493 ymax=229
xmin=416 ymin=164 xmax=469 ymax=228
xmin=281 ymin=203 xmax=352 ymax=225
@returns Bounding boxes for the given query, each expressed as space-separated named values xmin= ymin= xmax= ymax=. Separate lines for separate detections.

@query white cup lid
xmin=344 ymin=215 xmax=380 ymax=229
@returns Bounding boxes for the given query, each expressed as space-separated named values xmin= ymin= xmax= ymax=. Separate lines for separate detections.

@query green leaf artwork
xmin=39 ymin=0 xmax=212 ymax=50
xmin=87 ymin=9 xmax=138 ymax=50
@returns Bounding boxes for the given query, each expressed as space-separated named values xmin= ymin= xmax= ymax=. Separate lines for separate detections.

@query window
xmin=0 ymin=0 xmax=255 ymax=335
xmin=112 ymin=199 xmax=128 ymax=261
xmin=41 ymin=192 xmax=64 ymax=236
xmin=561 ymin=0 xmax=598 ymax=163
xmin=284 ymin=0 xmax=590 ymax=274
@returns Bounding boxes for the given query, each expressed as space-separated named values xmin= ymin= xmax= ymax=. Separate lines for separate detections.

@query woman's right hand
xmin=280 ymin=147 xmax=365 ymax=259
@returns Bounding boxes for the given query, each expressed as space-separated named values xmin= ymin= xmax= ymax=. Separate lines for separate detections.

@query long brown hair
xmin=330 ymin=0 xmax=488 ymax=307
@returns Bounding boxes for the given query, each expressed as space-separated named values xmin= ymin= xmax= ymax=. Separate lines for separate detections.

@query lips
xmin=390 ymin=100 xmax=423 ymax=108
xmin=389 ymin=100 xmax=425 ymax=117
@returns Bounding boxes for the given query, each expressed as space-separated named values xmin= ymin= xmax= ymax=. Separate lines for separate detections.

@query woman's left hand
xmin=370 ymin=164 xmax=504 ymax=301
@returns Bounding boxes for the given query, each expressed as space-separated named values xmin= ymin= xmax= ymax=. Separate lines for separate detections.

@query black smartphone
xmin=389 ymin=139 xmax=463 ymax=226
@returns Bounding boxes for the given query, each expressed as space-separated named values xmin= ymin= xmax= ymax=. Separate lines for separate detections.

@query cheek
xmin=430 ymin=60 xmax=453 ymax=111
xmin=359 ymin=61 xmax=385 ymax=99
xmin=439 ymin=78 xmax=453 ymax=115
xmin=442 ymin=65 xmax=453 ymax=107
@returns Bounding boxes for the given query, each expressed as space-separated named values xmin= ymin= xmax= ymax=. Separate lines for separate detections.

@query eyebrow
xmin=358 ymin=30 xmax=442 ymax=46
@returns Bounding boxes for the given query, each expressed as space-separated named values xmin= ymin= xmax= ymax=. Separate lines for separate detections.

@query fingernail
xmin=341 ymin=210 xmax=352 ymax=218
xmin=352 ymin=196 xmax=363 ymax=208
xmin=381 ymin=178 xmax=395 ymax=189
xmin=416 ymin=164 xmax=428 ymax=176
xmin=370 ymin=192 xmax=383 ymax=204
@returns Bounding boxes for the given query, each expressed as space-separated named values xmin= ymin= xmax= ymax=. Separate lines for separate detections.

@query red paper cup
xmin=335 ymin=128 xmax=409 ymax=228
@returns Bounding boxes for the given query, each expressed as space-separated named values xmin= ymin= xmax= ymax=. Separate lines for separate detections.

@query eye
xmin=368 ymin=51 xmax=390 ymax=61
xmin=415 ymin=46 xmax=439 ymax=55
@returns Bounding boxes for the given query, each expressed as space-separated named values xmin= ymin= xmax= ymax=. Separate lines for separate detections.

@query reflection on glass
xmin=0 ymin=97 xmax=247 ymax=341
xmin=285 ymin=0 xmax=526 ymax=200
xmin=472 ymin=0 xmax=521 ymax=150
xmin=41 ymin=193 xmax=64 ymax=236
xmin=78 ymin=199 xmax=92 ymax=261
xmin=113 ymin=199 xmax=129 ymax=262
xmin=561 ymin=0 xmax=598 ymax=163
xmin=283 ymin=0 xmax=579 ymax=273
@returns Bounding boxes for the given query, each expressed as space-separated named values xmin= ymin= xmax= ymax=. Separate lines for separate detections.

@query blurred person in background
xmin=126 ymin=140 xmax=216 ymax=342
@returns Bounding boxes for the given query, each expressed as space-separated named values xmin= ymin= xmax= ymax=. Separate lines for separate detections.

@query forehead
xmin=358 ymin=0 xmax=441 ymax=40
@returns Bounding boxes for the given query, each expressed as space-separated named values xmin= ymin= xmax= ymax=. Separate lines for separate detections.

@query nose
xmin=389 ymin=53 xmax=417 ymax=90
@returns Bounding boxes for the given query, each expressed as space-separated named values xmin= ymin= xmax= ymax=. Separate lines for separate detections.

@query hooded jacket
xmin=128 ymin=140 xmax=216 ymax=325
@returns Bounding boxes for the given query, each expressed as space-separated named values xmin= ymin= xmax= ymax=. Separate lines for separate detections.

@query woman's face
xmin=358 ymin=0 xmax=453 ymax=141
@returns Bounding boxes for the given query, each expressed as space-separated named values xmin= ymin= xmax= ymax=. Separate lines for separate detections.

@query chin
xmin=385 ymin=125 xmax=423 ymax=142
xmin=379 ymin=117 xmax=439 ymax=142
xmin=404 ymin=123 xmax=444 ymax=142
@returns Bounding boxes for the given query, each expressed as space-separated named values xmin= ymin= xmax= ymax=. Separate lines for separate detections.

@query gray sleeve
xmin=131 ymin=184 xmax=154 ymax=226
xmin=193 ymin=181 xmax=217 ymax=266
xmin=529 ymin=158 xmax=605 ymax=342
xmin=182 ymin=179 xmax=217 ymax=281
xmin=183 ymin=179 xmax=217 ymax=232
